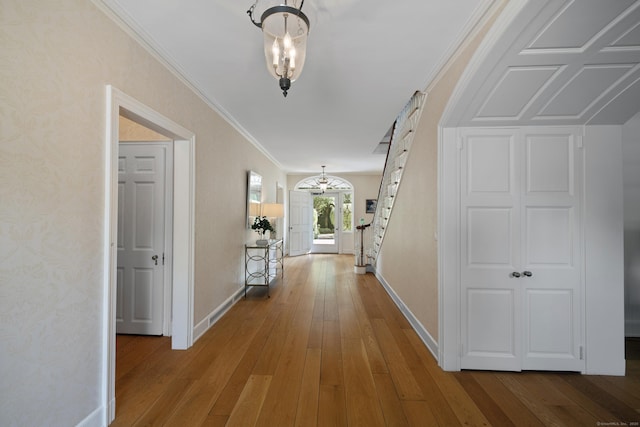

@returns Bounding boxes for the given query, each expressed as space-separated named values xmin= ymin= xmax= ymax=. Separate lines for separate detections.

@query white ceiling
xmin=99 ymin=0 xmax=640 ymax=174
xmin=98 ymin=0 xmax=489 ymax=173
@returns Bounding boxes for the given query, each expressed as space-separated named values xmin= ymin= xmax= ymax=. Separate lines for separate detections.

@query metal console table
xmin=244 ymin=239 xmax=283 ymax=297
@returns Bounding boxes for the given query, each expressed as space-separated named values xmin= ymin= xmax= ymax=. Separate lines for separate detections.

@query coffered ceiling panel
xmin=528 ymin=0 xmax=636 ymax=50
xmin=539 ymin=64 xmax=636 ymax=118
xmin=445 ymin=0 xmax=640 ymax=128
xmin=477 ymin=67 xmax=561 ymax=119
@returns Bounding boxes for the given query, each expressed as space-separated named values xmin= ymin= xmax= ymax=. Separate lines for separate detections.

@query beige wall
xmin=376 ymin=4 xmax=506 ymax=342
xmin=0 ymin=0 xmax=283 ymax=425
xmin=119 ymin=116 xmax=171 ymax=141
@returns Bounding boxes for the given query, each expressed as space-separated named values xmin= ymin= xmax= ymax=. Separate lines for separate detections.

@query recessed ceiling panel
xmin=528 ymin=0 xmax=636 ymax=50
xmin=610 ymin=21 xmax=640 ymax=48
xmin=477 ymin=66 xmax=561 ymax=119
xmin=539 ymin=64 xmax=633 ymax=117
xmin=589 ymin=75 xmax=640 ymax=124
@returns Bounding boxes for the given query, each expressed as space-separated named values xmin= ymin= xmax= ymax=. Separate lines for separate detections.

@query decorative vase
xmin=256 ymin=238 xmax=269 ymax=246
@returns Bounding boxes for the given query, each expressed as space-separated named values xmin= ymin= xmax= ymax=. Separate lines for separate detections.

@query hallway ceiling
xmin=98 ymin=0 xmax=489 ymax=173
xmin=98 ymin=0 xmax=640 ymax=173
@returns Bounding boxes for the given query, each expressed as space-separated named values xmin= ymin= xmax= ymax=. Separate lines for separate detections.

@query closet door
xmin=460 ymin=129 xmax=522 ymax=371
xmin=459 ymin=128 xmax=584 ymax=372
xmin=521 ymin=129 xmax=583 ymax=371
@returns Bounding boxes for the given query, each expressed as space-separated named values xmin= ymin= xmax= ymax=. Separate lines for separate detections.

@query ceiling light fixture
xmin=318 ymin=165 xmax=329 ymax=193
xmin=247 ymin=0 xmax=310 ymax=97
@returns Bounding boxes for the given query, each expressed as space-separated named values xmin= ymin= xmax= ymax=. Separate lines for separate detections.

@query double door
xmin=459 ymin=128 xmax=584 ymax=372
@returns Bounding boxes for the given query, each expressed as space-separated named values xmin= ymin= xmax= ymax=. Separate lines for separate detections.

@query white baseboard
xmin=193 ymin=287 xmax=245 ymax=343
xmin=373 ymin=270 xmax=439 ymax=361
xmin=76 ymin=404 xmax=105 ymax=427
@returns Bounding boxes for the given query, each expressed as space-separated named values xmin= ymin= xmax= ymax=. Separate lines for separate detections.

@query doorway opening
xmin=294 ymin=175 xmax=354 ymax=255
xmin=104 ymin=86 xmax=195 ymax=424
xmin=312 ymin=193 xmax=338 ymax=253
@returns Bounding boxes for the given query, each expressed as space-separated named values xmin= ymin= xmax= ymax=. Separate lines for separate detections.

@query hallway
xmin=113 ymin=254 xmax=640 ymax=426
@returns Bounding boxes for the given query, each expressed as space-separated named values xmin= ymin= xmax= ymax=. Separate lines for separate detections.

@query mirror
xmin=247 ymin=171 xmax=262 ymax=228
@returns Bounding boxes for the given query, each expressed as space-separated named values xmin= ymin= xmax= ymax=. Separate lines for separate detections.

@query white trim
xmin=423 ymin=0 xmax=502 ymax=92
xmin=103 ymin=86 xmax=196 ymax=425
xmin=438 ymin=127 xmax=462 ymax=371
xmin=374 ymin=270 xmax=439 ymax=360
xmin=75 ymin=405 xmax=105 ymax=427
xmin=193 ymin=287 xmax=246 ymax=342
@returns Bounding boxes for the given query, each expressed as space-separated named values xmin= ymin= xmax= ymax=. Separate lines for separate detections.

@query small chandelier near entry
xmin=318 ymin=165 xmax=329 ymax=193
xmin=247 ymin=0 xmax=310 ymax=97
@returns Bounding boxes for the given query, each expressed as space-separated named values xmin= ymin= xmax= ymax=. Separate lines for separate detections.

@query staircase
xmin=368 ymin=91 xmax=426 ymax=265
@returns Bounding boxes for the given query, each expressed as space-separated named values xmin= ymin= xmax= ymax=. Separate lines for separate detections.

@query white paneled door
xmin=117 ymin=144 xmax=167 ymax=335
xmin=289 ymin=190 xmax=312 ymax=256
xmin=459 ymin=128 xmax=584 ymax=372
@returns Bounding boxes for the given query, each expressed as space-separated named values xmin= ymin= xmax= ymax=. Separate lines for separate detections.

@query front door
xmin=116 ymin=143 xmax=167 ymax=335
xmin=311 ymin=193 xmax=339 ymax=253
xmin=289 ymin=190 xmax=312 ymax=256
xmin=459 ymin=128 xmax=583 ymax=372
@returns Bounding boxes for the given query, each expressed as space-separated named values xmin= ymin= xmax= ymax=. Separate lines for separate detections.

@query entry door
xmin=459 ymin=128 xmax=583 ymax=372
xmin=116 ymin=144 xmax=167 ymax=335
xmin=311 ymin=192 xmax=339 ymax=253
xmin=289 ymin=190 xmax=312 ymax=256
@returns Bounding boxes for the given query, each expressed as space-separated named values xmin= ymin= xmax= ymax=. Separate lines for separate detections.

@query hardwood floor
xmin=113 ymin=254 xmax=640 ymax=426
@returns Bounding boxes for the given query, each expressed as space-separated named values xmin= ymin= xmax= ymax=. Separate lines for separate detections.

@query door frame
xmin=117 ymin=141 xmax=174 ymax=336
xmin=103 ymin=86 xmax=195 ymax=423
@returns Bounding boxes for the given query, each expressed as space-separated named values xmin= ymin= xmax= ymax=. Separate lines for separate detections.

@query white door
xmin=311 ymin=192 xmax=339 ymax=254
xmin=289 ymin=190 xmax=312 ymax=256
xmin=459 ymin=128 xmax=583 ymax=372
xmin=117 ymin=144 xmax=167 ymax=335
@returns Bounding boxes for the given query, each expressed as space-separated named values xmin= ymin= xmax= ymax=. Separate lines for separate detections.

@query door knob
xmin=511 ymin=272 xmax=521 ymax=278
xmin=523 ymin=271 xmax=532 ymax=277
xmin=152 ymin=255 xmax=158 ymax=265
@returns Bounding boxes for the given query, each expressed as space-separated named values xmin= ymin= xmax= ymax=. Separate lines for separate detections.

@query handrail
xmin=367 ymin=91 xmax=426 ymax=266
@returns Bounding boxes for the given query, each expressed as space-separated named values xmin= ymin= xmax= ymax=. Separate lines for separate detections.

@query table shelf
xmin=244 ymin=239 xmax=283 ymax=297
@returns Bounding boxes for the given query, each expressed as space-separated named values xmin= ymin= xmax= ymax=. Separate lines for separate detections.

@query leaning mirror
xmin=247 ymin=171 xmax=262 ymax=228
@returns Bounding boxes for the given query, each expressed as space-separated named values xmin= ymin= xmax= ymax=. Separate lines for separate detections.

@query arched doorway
xmin=294 ymin=176 xmax=354 ymax=254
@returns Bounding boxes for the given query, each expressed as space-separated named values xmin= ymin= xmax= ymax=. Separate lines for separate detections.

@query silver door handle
xmin=152 ymin=255 xmax=158 ymax=265
xmin=523 ymin=271 xmax=532 ymax=277
xmin=511 ymin=272 xmax=521 ymax=278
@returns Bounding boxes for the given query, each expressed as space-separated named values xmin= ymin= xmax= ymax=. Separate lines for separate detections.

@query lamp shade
xmin=249 ymin=202 xmax=262 ymax=217
xmin=262 ymin=203 xmax=285 ymax=218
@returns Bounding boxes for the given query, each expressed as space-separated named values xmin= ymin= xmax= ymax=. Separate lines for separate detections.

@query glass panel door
xmin=311 ymin=193 xmax=338 ymax=253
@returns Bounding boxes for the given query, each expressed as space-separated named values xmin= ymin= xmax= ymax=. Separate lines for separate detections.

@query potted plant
xmin=251 ymin=216 xmax=274 ymax=246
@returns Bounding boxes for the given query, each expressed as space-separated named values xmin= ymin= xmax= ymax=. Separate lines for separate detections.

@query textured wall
xmin=0 ymin=0 xmax=283 ymax=425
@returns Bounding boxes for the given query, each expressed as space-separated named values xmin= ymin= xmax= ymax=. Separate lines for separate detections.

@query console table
xmin=244 ymin=239 xmax=283 ymax=297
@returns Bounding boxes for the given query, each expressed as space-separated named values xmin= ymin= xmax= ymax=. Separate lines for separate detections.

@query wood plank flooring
xmin=113 ymin=254 xmax=640 ymax=426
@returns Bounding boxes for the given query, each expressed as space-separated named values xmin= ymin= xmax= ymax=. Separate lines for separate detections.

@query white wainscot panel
xmin=526 ymin=135 xmax=572 ymax=193
xmin=526 ymin=207 xmax=572 ymax=265
xmin=133 ymin=268 xmax=154 ymax=322
xmin=468 ymin=208 xmax=512 ymax=265
xmin=467 ymin=289 xmax=516 ymax=355
xmin=525 ymin=289 xmax=573 ymax=356
xmin=467 ymin=135 xmax=513 ymax=193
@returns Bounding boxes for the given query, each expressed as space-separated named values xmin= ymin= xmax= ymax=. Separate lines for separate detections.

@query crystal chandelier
xmin=247 ymin=0 xmax=310 ymax=97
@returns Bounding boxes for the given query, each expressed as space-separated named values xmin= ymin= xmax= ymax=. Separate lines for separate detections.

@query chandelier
xmin=318 ymin=165 xmax=329 ymax=193
xmin=247 ymin=0 xmax=310 ymax=97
